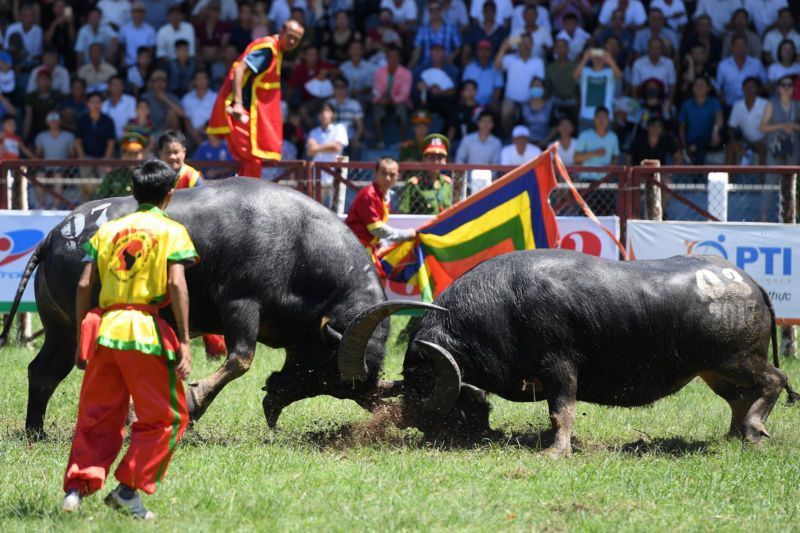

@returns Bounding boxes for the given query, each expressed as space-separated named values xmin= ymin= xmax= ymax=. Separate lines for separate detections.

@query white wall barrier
xmin=628 ymin=220 xmax=800 ymax=321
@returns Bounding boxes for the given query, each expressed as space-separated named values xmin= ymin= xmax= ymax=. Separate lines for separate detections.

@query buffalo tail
xmin=759 ymin=284 xmax=800 ymax=406
xmin=0 ymin=237 xmax=45 ymax=348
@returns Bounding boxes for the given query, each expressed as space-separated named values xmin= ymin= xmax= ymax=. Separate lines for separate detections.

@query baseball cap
xmin=511 ymin=125 xmax=530 ymax=139
xmin=477 ymin=40 xmax=492 ymax=50
xmin=411 ymin=109 xmax=432 ymax=125
xmin=36 ymin=67 xmax=52 ymax=79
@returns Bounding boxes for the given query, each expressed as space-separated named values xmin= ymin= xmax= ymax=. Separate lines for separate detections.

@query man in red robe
xmin=345 ymin=157 xmax=417 ymax=276
xmin=207 ymin=20 xmax=305 ymax=178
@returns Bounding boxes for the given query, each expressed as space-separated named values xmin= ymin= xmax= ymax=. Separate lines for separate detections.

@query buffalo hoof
xmin=25 ymin=426 xmax=47 ymax=442
xmin=262 ymin=395 xmax=283 ymax=429
xmin=543 ymin=446 xmax=571 ymax=459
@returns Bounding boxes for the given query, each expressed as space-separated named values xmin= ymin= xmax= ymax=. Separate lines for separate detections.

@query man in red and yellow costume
xmin=345 ymin=157 xmax=417 ymax=277
xmin=207 ymin=20 xmax=305 ymax=178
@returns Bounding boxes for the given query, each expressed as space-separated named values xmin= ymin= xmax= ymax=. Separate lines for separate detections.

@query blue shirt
xmin=462 ymin=61 xmax=504 ymax=106
xmin=414 ymin=22 xmax=462 ymax=65
xmin=194 ymin=140 xmax=233 ymax=161
xmin=576 ymin=129 xmax=620 ymax=180
xmin=76 ymin=113 xmax=116 ymax=158
xmin=678 ymin=96 xmax=722 ymax=146
xmin=715 ymin=56 xmax=767 ymax=105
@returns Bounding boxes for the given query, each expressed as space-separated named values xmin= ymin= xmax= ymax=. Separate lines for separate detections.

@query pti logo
xmin=686 ymin=234 xmax=791 ymax=276
xmin=0 ymin=230 xmax=44 ymax=267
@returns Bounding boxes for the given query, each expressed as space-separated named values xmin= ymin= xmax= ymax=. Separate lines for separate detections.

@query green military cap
xmin=421 ymin=133 xmax=450 ymax=157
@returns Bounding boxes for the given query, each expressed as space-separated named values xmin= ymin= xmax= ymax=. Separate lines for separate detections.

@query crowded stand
xmin=1 ymin=0 xmax=799 ymax=209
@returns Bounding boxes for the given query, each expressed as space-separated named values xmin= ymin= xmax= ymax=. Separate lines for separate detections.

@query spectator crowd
xmin=2 ymin=0 xmax=800 ymax=204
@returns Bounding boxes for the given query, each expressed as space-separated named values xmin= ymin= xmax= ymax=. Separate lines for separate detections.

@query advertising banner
xmin=628 ymin=220 xmax=800 ymax=321
xmin=0 ymin=211 xmax=67 ymax=312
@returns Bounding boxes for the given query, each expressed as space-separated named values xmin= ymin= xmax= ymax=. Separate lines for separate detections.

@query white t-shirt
xmin=101 ymin=94 xmax=137 ymax=138
xmin=379 ymin=0 xmax=419 ymax=24
xmin=501 ymin=54 xmax=545 ymax=103
xmin=727 ymin=96 xmax=768 ymax=143
xmin=694 ymin=0 xmax=744 ymax=36
xmin=762 ymin=29 xmax=800 ymax=63
xmin=744 ymin=0 xmax=788 ymax=37
xmin=649 ymin=0 xmax=688 ymax=30
xmin=511 ymin=25 xmax=553 ymax=60
xmin=308 ymin=122 xmax=349 ymax=159
xmin=631 ymin=56 xmax=676 ymax=89
xmin=767 ymin=62 xmax=800 ymax=83
xmin=4 ymin=22 xmax=43 ymax=57
xmin=469 ymin=0 xmax=514 ymax=24
xmin=181 ymin=89 xmax=218 ymax=129
xmin=500 ymin=142 xmax=542 ymax=165
xmin=97 ymin=0 xmax=132 ymax=28
xmin=598 ymin=0 xmax=647 ymax=27
xmin=156 ymin=21 xmax=196 ymax=60
xmin=0 ymin=69 xmax=15 ymax=93
xmin=420 ymin=67 xmax=455 ymax=91
xmin=555 ymin=27 xmax=591 ymax=61
xmin=549 ymin=137 xmax=577 ymax=166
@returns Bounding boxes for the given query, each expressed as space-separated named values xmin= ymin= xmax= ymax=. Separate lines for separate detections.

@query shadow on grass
xmin=611 ymin=437 xmax=715 ymax=457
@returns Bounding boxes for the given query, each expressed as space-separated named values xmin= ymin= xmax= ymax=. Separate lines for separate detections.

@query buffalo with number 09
xmin=341 ymin=250 xmax=800 ymax=455
xmin=0 ymin=178 xmax=441 ymax=437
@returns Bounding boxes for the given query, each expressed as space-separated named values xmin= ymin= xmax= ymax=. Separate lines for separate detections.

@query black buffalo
xmin=1 ymin=178 xmax=438 ymax=436
xmin=341 ymin=250 xmax=799 ymax=456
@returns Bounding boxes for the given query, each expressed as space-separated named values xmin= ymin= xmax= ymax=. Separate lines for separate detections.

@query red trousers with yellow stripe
xmin=227 ymin=114 xmax=263 ymax=178
xmin=63 ymin=345 xmax=189 ymax=496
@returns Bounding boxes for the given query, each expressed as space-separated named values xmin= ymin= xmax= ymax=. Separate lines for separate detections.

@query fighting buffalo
xmin=341 ymin=250 xmax=800 ymax=455
xmin=1 ymin=178 xmax=438 ymax=436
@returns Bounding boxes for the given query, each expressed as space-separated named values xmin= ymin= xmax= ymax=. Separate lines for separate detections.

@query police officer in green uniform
xmin=399 ymin=133 xmax=453 ymax=214
xmin=398 ymin=109 xmax=432 ymax=162
xmin=93 ymin=134 xmax=146 ymax=199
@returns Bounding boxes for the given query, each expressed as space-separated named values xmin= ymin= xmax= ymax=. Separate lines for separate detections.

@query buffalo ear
xmin=322 ymin=323 xmax=343 ymax=345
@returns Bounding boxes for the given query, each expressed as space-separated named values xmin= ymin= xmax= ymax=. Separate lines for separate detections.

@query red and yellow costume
xmin=207 ymin=35 xmax=284 ymax=178
xmin=175 ymin=164 xmax=202 ymax=189
xmin=173 ymin=164 xmax=226 ymax=357
xmin=345 ymin=182 xmax=390 ymax=276
xmin=64 ymin=205 xmax=197 ymax=496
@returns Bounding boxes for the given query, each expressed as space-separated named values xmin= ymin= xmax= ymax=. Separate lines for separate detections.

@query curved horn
xmin=322 ymin=323 xmax=343 ymax=345
xmin=415 ymin=340 xmax=462 ymax=415
xmin=338 ymin=300 xmax=447 ymax=380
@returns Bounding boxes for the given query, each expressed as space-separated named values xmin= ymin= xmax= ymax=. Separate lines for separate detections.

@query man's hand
xmin=408 ymin=228 xmax=417 ymax=239
xmin=176 ymin=342 xmax=192 ymax=380
xmin=228 ymin=102 xmax=249 ymax=124
xmin=74 ymin=347 xmax=86 ymax=370
xmin=595 ymin=147 xmax=606 ymax=157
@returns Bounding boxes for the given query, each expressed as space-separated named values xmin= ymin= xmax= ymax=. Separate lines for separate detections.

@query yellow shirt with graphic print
xmin=84 ymin=205 xmax=199 ymax=357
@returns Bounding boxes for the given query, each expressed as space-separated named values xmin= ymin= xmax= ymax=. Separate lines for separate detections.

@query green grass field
xmin=1 ymin=317 xmax=799 ymax=532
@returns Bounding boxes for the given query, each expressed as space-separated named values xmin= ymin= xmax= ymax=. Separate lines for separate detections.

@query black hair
xmin=86 ymin=90 xmax=104 ymax=101
xmin=158 ymin=130 xmax=187 ymax=151
xmin=319 ymin=101 xmax=335 ymax=114
xmin=175 ymin=39 xmax=190 ymax=48
xmin=477 ymin=109 xmax=494 ymax=122
xmin=461 ymin=79 xmax=478 ymax=90
xmin=375 ymin=156 xmax=398 ymax=171
xmin=131 ymin=160 xmax=176 ymax=205
xmin=2 ymin=115 xmax=15 ymax=123
xmin=563 ymin=13 xmax=578 ymax=22
xmin=595 ymin=105 xmax=610 ymax=117
xmin=731 ymin=34 xmax=748 ymax=47
xmin=333 ymin=75 xmax=349 ymax=86
xmin=136 ymin=45 xmax=152 ymax=56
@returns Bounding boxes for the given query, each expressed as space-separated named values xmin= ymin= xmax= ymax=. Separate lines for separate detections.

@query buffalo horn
xmin=337 ymin=300 xmax=447 ymax=380
xmin=415 ymin=340 xmax=462 ymax=415
xmin=322 ymin=323 xmax=343 ymax=344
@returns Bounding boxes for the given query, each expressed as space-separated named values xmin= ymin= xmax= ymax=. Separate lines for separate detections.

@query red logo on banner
xmin=560 ymin=231 xmax=603 ymax=257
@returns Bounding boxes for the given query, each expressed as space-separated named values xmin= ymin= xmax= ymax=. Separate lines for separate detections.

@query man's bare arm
xmin=168 ymin=262 xmax=192 ymax=379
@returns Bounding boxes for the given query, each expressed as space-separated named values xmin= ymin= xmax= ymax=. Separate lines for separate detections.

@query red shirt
xmin=345 ymin=182 xmax=388 ymax=250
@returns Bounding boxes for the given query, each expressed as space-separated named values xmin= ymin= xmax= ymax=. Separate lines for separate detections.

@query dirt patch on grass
xmin=304 ymin=403 xmax=419 ymax=450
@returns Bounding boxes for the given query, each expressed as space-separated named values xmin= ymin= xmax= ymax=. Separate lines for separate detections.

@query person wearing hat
xmin=345 ymin=156 xmax=417 ymax=276
xmin=399 ymin=109 xmax=432 ymax=162
xmin=118 ymin=2 xmax=157 ymax=69
xmin=94 ymin=133 xmax=146 ymax=199
xmin=399 ymin=133 xmax=453 ymax=214
xmin=500 ymin=125 xmax=541 ymax=165
xmin=207 ymin=20 xmax=305 ymax=177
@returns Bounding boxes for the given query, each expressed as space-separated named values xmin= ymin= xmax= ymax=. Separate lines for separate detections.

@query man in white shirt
xmin=119 ymin=2 xmax=156 ymax=67
xmin=456 ymin=110 xmax=502 ymax=165
xmin=715 ymin=35 xmax=767 ymax=105
xmin=74 ymin=7 xmax=119 ymax=64
xmin=693 ymin=0 xmax=743 ymax=36
xmin=632 ymin=8 xmax=680 ymax=57
xmin=4 ymin=4 xmax=43 ymax=60
xmin=182 ymin=70 xmax=218 ymax=145
xmin=649 ymin=0 xmax=688 ymax=31
xmin=631 ymin=38 xmax=677 ymax=108
xmin=156 ymin=5 xmax=196 ymax=60
xmin=511 ymin=5 xmax=553 ymax=59
xmin=98 ymin=0 xmax=132 ymax=29
xmin=470 ymin=0 xmax=514 ymax=25
xmin=423 ymin=0 xmax=470 ymax=30
xmin=193 ymin=0 xmax=240 ymax=22
xmin=726 ymin=76 xmax=767 ymax=164
xmin=500 ymin=125 xmax=542 ymax=165
xmin=511 ymin=0 xmax=551 ymax=33
xmin=379 ymin=0 xmax=419 ymax=28
xmin=495 ymin=33 xmax=545 ymax=136
xmin=307 ymin=102 xmax=349 ymax=205
xmin=762 ymin=8 xmax=800 ymax=64
xmin=555 ymin=13 xmax=592 ymax=61
xmin=267 ymin=0 xmax=308 ymax=31
xmin=744 ymin=0 xmax=788 ymax=37
xmin=27 ymin=48 xmax=70 ymax=94
xmin=598 ymin=0 xmax=647 ymax=29
xmin=101 ymin=75 xmax=137 ymax=138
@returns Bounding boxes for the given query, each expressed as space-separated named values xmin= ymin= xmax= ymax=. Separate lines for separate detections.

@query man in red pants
xmin=62 ymin=160 xmax=197 ymax=520
xmin=206 ymin=20 xmax=304 ymax=177
xmin=157 ymin=129 xmax=227 ymax=358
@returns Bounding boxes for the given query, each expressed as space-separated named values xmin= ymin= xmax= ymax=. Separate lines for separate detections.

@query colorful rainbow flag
xmin=379 ymin=147 xmax=561 ymax=301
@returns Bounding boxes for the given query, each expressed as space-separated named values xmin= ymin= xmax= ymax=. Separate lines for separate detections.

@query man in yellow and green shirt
xmin=62 ymin=160 xmax=197 ymax=521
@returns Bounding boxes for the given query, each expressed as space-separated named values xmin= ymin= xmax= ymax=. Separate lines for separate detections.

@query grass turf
xmin=1 ymin=317 xmax=799 ymax=531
